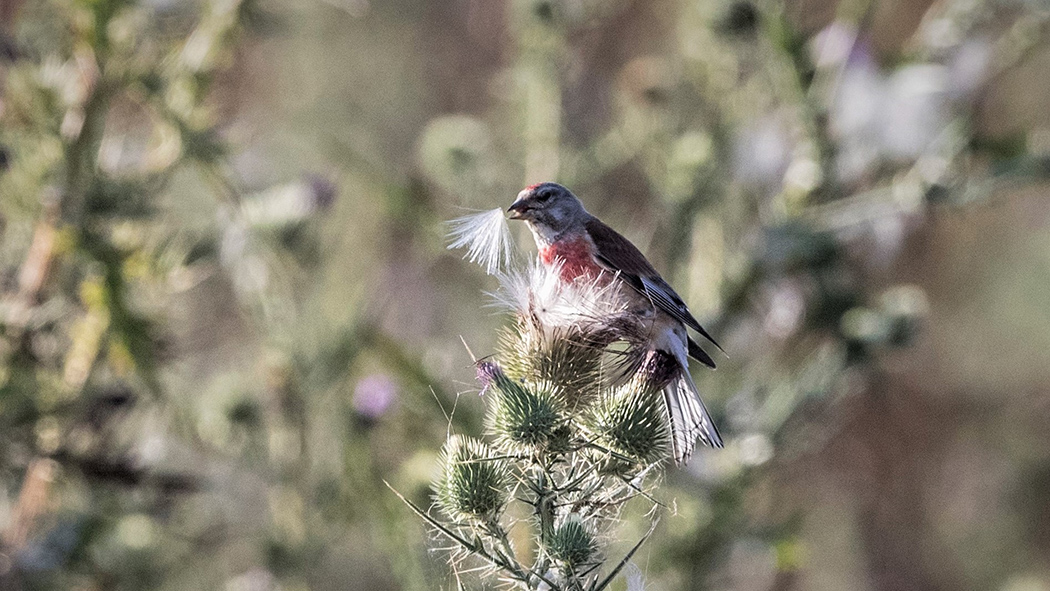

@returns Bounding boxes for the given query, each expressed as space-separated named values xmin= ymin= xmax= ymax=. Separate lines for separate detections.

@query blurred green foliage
xmin=1 ymin=0 xmax=1050 ymax=590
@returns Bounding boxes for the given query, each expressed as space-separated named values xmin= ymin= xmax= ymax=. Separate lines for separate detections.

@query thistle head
xmin=490 ymin=262 xmax=648 ymax=403
xmin=435 ymin=435 xmax=509 ymax=523
xmin=480 ymin=361 xmax=567 ymax=452
xmin=591 ymin=370 xmax=672 ymax=466
xmin=546 ymin=516 xmax=598 ymax=569
xmin=490 ymin=262 xmax=632 ymax=334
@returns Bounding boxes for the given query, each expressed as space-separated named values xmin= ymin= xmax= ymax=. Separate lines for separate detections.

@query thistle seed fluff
xmin=447 ymin=208 xmax=514 ymax=275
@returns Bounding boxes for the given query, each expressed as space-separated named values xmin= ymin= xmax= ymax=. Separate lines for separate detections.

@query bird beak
xmin=507 ymin=197 xmax=530 ymax=220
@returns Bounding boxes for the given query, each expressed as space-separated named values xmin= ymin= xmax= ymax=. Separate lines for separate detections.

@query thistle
xmin=491 ymin=262 xmax=650 ymax=405
xmin=393 ymin=213 xmax=675 ymax=590
xmin=435 ymin=435 xmax=509 ymax=523
xmin=479 ymin=361 xmax=566 ymax=452
xmin=591 ymin=359 xmax=673 ymax=466
xmin=546 ymin=517 xmax=598 ymax=569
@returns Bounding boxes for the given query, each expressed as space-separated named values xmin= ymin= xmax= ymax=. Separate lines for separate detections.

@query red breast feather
xmin=539 ymin=235 xmax=604 ymax=283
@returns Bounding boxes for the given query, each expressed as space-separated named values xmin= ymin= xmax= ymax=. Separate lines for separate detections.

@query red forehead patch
xmin=525 ymin=183 xmax=543 ymax=191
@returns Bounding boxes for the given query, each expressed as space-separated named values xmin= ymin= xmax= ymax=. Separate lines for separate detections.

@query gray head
xmin=507 ymin=182 xmax=589 ymax=242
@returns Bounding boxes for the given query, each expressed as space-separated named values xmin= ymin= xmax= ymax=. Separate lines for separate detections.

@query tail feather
xmin=663 ymin=367 xmax=723 ymax=464
xmin=687 ymin=336 xmax=716 ymax=369
xmin=654 ymin=322 xmax=723 ymax=464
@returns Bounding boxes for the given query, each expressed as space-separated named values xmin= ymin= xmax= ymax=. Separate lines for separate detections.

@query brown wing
xmin=584 ymin=217 xmax=724 ymax=356
xmin=583 ymin=217 xmax=659 ymax=277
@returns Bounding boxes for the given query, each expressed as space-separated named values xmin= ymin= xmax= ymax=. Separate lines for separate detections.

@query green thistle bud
xmin=435 ymin=436 xmax=508 ymax=522
xmin=592 ymin=376 xmax=671 ymax=464
xmin=482 ymin=362 xmax=565 ymax=451
xmin=546 ymin=517 xmax=597 ymax=568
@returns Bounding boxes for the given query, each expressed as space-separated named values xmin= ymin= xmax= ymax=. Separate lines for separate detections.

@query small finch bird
xmin=508 ymin=182 xmax=724 ymax=463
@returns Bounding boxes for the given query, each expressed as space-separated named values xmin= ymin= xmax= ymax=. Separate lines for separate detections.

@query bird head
xmin=507 ymin=182 xmax=587 ymax=240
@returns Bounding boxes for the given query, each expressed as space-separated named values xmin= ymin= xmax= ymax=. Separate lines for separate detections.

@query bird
xmin=507 ymin=181 xmax=724 ymax=463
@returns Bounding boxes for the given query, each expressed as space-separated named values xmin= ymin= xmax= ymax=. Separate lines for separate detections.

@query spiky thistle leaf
xmin=435 ymin=435 xmax=509 ymax=523
xmin=447 ymin=208 xmax=514 ymax=275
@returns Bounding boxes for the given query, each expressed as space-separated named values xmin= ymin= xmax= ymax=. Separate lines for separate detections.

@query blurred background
xmin=2 ymin=0 xmax=1050 ymax=589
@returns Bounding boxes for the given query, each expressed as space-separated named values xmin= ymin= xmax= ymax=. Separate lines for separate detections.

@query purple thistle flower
xmin=353 ymin=374 xmax=397 ymax=419
xmin=475 ymin=361 xmax=500 ymax=396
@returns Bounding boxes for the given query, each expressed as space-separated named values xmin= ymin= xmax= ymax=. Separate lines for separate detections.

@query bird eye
xmin=536 ymin=190 xmax=551 ymax=202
